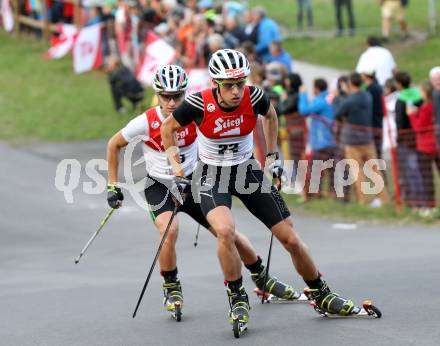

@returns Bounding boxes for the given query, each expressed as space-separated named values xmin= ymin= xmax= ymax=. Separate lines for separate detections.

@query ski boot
xmin=252 ymin=269 xmax=307 ymax=302
xmin=304 ymin=280 xmax=356 ymax=316
xmin=162 ymin=279 xmax=183 ymax=322
xmin=227 ymin=286 xmax=250 ymax=338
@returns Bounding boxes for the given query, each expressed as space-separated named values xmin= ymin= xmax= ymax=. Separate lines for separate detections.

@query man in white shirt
xmin=356 ymin=36 xmax=396 ymax=86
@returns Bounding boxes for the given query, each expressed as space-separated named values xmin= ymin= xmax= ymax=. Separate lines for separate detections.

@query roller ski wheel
xmin=362 ymin=300 xmax=382 ymax=318
xmin=253 ymin=287 xmax=308 ymax=303
xmin=163 ymin=280 xmax=183 ymax=322
xmin=231 ymin=315 xmax=247 ymax=339
xmin=172 ymin=301 xmax=182 ymax=322
xmin=306 ymin=294 xmax=382 ymax=319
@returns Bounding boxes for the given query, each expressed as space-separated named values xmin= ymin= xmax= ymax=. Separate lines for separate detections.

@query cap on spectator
xmin=265 ymin=65 xmax=283 ymax=82
xmin=429 ymin=66 xmax=440 ymax=78
xmin=198 ymin=0 xmax=214 ymax=9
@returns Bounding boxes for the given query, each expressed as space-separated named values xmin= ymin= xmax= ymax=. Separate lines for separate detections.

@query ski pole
xmin=193 ymin=224 xmax=201 ymax=247
xmin=261 ymin=180 xmax=282 ymax=303
xmin=132 ymin=205 xmax=179 ymax=318
xmin=261 ymin=231 xmax=274 ymax=304
xmin=74 ymin=208 xmax=115 ymax=264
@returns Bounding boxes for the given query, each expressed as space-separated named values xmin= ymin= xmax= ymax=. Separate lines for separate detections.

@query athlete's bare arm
xmin=161 ymin=115 xmax=185 ymax=176
xmin=107 ymin=131 xmax=129 ymax=184
xmin=261 ymin=103 xmax=279 ymax=153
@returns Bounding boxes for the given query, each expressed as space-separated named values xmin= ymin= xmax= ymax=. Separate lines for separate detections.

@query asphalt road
xmin=1 ymin=142 xmax=439 ymax=346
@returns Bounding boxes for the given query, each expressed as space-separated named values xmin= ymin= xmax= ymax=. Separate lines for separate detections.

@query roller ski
xmin=252 ymin=269 xmax=308 ymax=303
xmin=162 ymin=280 xmax=183 ymax=322
xmin=303 ymin=282 xmax=382 ymax=319
xmin=227 ymin=286 xmax=250 ymax=338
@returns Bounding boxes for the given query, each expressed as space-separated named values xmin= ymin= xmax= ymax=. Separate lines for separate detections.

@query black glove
xmin=171 ymin=176 xmax=191 ymax=205
xmin=107 ymin=184 xmax=124 ymax=209
xmin=265 ymin=152 xmax=285 ymax=190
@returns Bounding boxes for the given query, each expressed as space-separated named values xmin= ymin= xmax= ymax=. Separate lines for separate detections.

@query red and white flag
xmin=72 ymin=24 xmax=102 ymax=74
xmin=1 ymin=0 xmax=14 ymax=32
xmin=45 ymin=24 xmax=78 ymax=59
xmin=137 ymin=31 xmax=176 ymax=85
xmin=186 ymin=69 xmax=210 ymax=95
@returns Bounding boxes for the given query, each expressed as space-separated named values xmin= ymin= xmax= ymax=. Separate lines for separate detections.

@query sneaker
xmin=306 ymin=281 xmax=355 ymax=316
xmin=163 ymin=279 xmax=183 ymax=311
xmin=251 ymin=269 xmax=298 ymax=300
xmin=227 ymin=286 xmax=250 ymax=324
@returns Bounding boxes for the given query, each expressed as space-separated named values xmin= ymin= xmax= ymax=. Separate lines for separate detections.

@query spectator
xmin=334 ymin=0 xmax=355 ymax=36
xmin=223 ymin=1 xmax=246 ymax=20
xmin=279 ymin=73 xmax=303 ymax=116
xmin=267 ymin=41 xmax=293 ymax=73
xmin=299 ymin=79 xmax=337 ymax=199
xmin=243 ymin=8 xmax=259 ymax=44
xmin=206 ymin=33 xmax=225 ymax=58
xmin=332 ymin=75 xmax=351 ymax=202
xmin=334 ymin=72 xmax=390 ymax=207
xmin=382 ymin=78 xmax=398 ymax=155
xmin=252 ymin=6 xmax=281 ymax=62
xmin=360 ymin=70 xmax=385 ymax=160
xmin=296 ymin=0 xmax=313 ymax=30
xmin=356 ymin=36 xmax=396 ymax=86
xmin=380 ymin=0 xmax=409 ymax=42
xmin=407 ymin=80 xmax=439 ymax=211
xmin=280 ymin=73 xmax=306 ymax=192
xmin=264 ymin=62 xmax=287 ymax=111
xmin=394 ymin=71 xmax=424 ymax=208
xmin=106 ymin=55 xmax=145 ymax=113
xmin=85 ymin=6 xmax=103 ymax=27
xmin=430 ymin=67 xmax=440 ymax=153
xmin=115 ymin=0 xmax=132 ymax=69
xmin=224 ymin=16 xmax=246 ymax=45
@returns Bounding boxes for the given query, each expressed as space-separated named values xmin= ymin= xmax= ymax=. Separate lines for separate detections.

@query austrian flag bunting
xmin=73 ymin=24 xmax=102 ymax=74
xmin=45 ymin=24 xmax=78 ymax=60
xmin=137 ymin=31 xmax=176 ymax=85
xmin=1 ymin=0 xmax=14 ymax=32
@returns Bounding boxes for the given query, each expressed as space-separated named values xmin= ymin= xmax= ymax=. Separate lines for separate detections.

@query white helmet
xmin=208 ymin=49 xmax=250 ymax=80
xmin=152 ymin=65 xmax=188 ymax=93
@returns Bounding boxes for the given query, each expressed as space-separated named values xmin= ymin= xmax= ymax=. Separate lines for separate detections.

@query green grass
xmin=283 ymin=35 xmax=440 ymax=82
xmin=281 ymin=194 xmax=440 ymax=225
xmin=249 ymin=0 xmax=440 ymax=32
xmin=251 ymin=0 xmax=440 ymax=82
xmin=0 ymin=32 xmax=151 ymax=142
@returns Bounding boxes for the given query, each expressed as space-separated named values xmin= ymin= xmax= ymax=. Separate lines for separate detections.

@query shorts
xmin=382 ymin=1 xmax=405 ymax=21
xmin=144 ymin=175 xmax=210 ymax=229
xmin=194 ymin=158 xmax=291 ymax=229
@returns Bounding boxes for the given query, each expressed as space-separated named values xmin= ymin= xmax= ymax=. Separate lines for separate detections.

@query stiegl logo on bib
xmin=213 ymin=115 xmax=244 ymax=136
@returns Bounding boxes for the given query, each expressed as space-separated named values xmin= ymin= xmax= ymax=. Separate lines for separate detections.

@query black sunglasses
xmin=159 ymin=93 xmax=184 ymax=102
